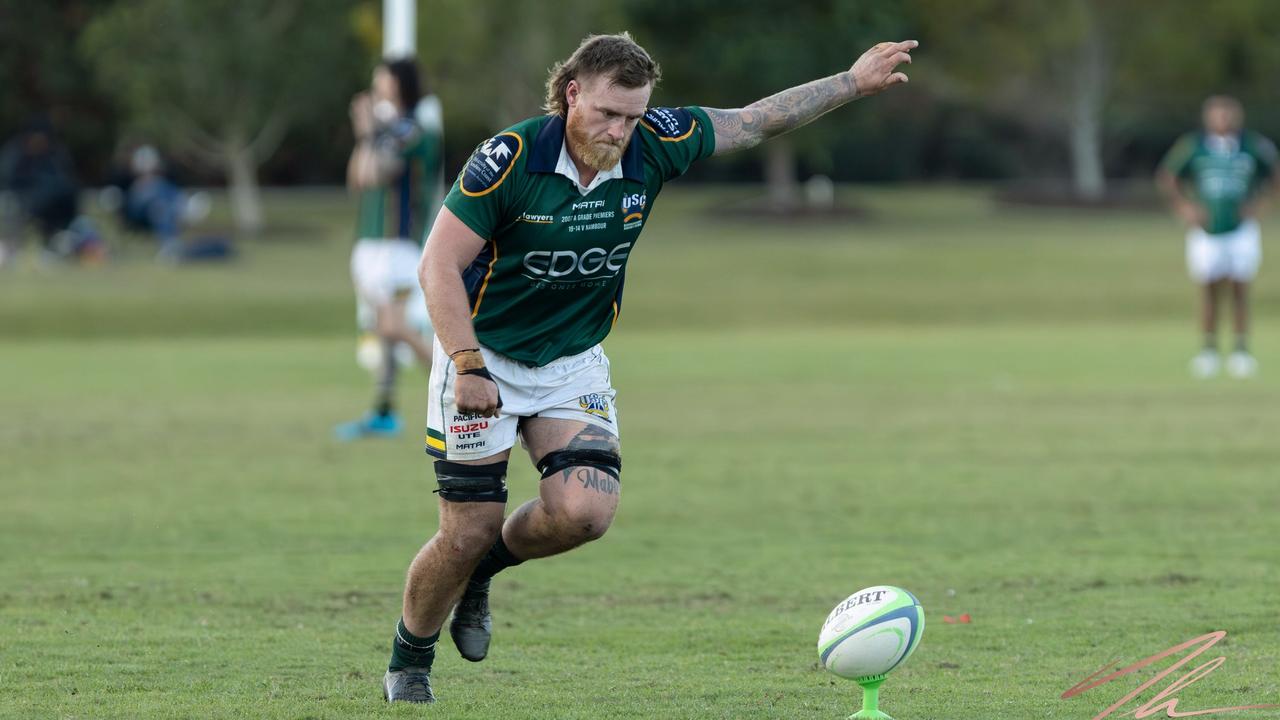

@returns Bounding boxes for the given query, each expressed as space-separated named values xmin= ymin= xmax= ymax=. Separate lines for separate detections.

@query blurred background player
xmin=1158 ymin=95 xmax=1278 ymax=379
xmin=0 ymin=116 xmax=80 ymax=263
xmin=335 ymin=58 xmax=444 ymax=440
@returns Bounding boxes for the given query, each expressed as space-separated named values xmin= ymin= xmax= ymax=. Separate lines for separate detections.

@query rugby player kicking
xmin=383 ymin=32 xmax=917 ymax=702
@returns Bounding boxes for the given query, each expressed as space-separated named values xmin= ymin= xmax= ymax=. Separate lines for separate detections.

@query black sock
xmin=374 ymin=340 xmax=397 ymax=417
xmin=388 ymin=618 xmax=438 ymax=672
xmin=470 ymin=536 xmax=523 ymax=587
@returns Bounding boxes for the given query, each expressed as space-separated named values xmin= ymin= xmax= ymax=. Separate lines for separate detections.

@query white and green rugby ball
xmin=818 ymin=585 xmax=924 ymax=680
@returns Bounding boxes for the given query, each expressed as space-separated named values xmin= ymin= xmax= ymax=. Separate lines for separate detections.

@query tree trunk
xmin=223 ymin=142 xmax=263 ymax=235
xmin=1067 ymin=0 xmax=1108 ymax=201
xmin=764 ymin=138 xmax=799 ymax=212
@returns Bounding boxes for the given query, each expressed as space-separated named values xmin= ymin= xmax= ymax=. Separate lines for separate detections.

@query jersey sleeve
xmin=1249 ymin=133 xmax=1278 ymax=180
xmin=639 ymin=106 xmax=717 ymax=181
xmin=1159 ymin=133 xmax=1198 ymax=179
xmin=442 ymin=130 xmax=524 ymax=240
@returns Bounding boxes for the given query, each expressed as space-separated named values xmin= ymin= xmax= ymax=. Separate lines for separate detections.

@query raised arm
xmin=702 ymin=40 xmax=917 ymax=156
xmin=347 ymin=91 xmax=411 ymax=191
xmin=347 ymin=92 xmax=376 ymax=191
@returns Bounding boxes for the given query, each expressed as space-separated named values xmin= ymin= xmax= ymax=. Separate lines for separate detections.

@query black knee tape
xmin=434 ymin=460 xmax=509 ymax=503
xmin=536 ymin=449 xmax=621 ymax=480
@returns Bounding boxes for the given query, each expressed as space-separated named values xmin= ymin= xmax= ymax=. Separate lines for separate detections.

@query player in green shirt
xmin=336 ymin=58 xmax=445 ymax=440
xmin=382 ymin=33 xmax=917 ymax=703
xmin=1157 ymin=95 xmax=1278 ymax=378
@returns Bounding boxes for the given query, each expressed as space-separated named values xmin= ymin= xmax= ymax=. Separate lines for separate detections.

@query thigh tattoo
xmin=564 ymin=466 xmax=619 ymax=495
xmin=565 ymin=424 xmax=620 ymax=454
xmin=556 ymin=426 xmax=620 ymax=495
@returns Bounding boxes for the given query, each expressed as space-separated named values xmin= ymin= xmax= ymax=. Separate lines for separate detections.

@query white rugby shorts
xmin=351 ymin=237 xmax=430 ymax=333
xmin=1186 ymin=220 xmax=1262 ymax=284
xmin=425 ymin=339 xmax=619 ymax=461
xmin=351 ymin=237 xmax=426 ymax=306
xmin=351 ymin=238 xmax=431 ymax=371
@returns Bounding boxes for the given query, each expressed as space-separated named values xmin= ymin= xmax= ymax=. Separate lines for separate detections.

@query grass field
xmin=3 ymin=186 xmax=1279 ymax=719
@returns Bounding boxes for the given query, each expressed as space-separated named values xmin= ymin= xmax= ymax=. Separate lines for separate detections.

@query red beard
xmin=567 ymin=112 xmax=625 ymax=171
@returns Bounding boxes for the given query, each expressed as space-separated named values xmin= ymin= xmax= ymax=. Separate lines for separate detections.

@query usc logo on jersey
xmin=622 ymin=193 xmax=646 ymax=230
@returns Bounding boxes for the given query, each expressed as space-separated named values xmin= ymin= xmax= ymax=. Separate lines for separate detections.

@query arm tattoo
xmin=703 ymin=72 xmax=858 ymax=156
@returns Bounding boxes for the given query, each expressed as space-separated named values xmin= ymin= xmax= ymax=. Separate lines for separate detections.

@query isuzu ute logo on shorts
xmin=522 ymin=242 xmax=632 ymax=278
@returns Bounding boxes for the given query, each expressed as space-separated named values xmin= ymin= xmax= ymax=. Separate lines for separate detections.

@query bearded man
xmin=382 ymin=31 xmax=916 ymax=703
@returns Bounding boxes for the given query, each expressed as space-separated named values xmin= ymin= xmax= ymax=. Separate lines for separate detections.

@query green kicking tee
xmin=443 ymin=107 xmax=716 ymax=366
xmin=1160 ymin=130 xmax=1277 ymax=235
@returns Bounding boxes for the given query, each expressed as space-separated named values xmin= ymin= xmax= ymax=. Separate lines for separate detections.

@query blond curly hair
xmin=544 ymin=32 xmax=661 ymax=117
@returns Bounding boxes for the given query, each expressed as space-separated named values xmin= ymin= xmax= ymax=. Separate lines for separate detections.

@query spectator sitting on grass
xmin=123 ymin=144 xmax=209 ymax=260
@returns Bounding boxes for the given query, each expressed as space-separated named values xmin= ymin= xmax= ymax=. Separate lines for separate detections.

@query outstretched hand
xmin=850 ymin=40 xmax=917 ymax=98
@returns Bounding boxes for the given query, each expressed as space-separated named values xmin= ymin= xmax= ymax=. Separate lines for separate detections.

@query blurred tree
xmin=912 ymin=0 xmax=1280 ymax=199
xmin=12 ymin=0 xmax=1267 ymax=198
xmin=628 ymin=0 xmax=908 ymax=210
xmin=0 ymin=0 xmax=119 ymax=182
xmin=912 ymin=0 xmax=1121 ymax=199
xmin=80 ymin=0 xmax=359 ymax=233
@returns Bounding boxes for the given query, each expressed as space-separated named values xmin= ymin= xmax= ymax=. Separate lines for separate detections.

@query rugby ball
xmin=818 ymin=585 xmax=924 ymax=680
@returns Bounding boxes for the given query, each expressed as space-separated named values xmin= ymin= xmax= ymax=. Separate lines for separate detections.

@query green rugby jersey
xmin=1161 ymin=130 xmax=1277 ymax=235
xmin=355 ymin=103 xmax=444 ymax=244
xmin=443 ymin=107 xmax=716 ymax=366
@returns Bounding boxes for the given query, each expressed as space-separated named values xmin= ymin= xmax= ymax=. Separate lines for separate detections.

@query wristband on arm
xmin=449 ymin=348 xmax=484 ymax=371
xmin=451 ymin=349 xmax=494 ymax=381
xmin=449 ymin=348 xmax=503 ymax=408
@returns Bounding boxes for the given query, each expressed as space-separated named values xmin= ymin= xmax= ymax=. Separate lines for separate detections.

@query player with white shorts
xmin=1185 ymin=219 xmax=1261 ymax=285
xmin=351 ymin=237 xmax=432 ymax=372
xmin=425 ymin=341 xmax=617 ymax=461
xmin=1158 ymin=95 xmax=1277 ymax=379
xmin=335 ymin=57 xmax=444 ymax=440
xmin=380 ymin=32 xmax=917 ymax=705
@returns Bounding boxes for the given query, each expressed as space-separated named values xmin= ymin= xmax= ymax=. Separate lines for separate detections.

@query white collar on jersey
xmin=555 ymin=140 xmax=623 ymax=196
xmin=1206 ymin=133 xmax=1241 ymax=155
